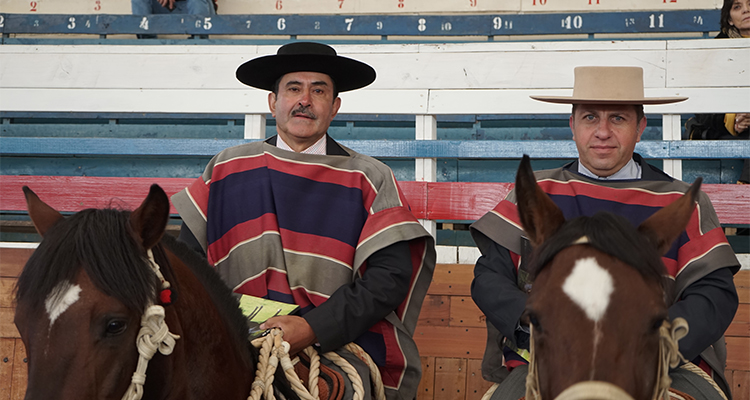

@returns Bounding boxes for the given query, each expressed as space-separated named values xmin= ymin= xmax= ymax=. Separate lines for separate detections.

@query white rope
xmin=343 ymin=343 xmax=386 ymax=400
xmin=121 ymin=305 xmax=180 ymax=400
xmin=480 ymin=383 xmax=499 ymax=400
xmin=249 ymin=328 xmax=385 ymax=400
xmin=555 ymin=381 xmax=635 ymax=400
xmin=321 ymin=350 xmax=365 ymax=400
xmin=679 ymin=362 xmax=727 ymax=400
xmin=654 ymin=318 xmax=689 ymax=400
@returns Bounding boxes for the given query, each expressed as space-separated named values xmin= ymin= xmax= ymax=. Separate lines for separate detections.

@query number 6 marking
xmin=277 ymin=17 xmax=286 ymax=30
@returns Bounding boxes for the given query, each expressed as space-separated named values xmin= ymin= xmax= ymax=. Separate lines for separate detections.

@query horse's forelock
xmin=531 ymin=212 xmax=667 ymax=289
xmin=15 ymin=208 xmax=157 ymax=313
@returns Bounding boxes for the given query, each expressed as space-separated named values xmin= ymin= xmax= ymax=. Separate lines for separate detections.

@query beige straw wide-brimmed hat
xmin=530 ymin=66 xmax=687 ymax=105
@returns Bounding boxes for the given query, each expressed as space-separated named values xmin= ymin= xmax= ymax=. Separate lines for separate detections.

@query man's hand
xmin=157 ymin=0 xmax=176 ymax=10
xmin=735 ymin=113 xmax=749 ymax=134
xmin=261 ymin=315 xmax=318 ymax=355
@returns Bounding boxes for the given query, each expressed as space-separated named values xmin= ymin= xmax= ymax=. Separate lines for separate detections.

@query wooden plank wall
xmin=413 ymin=264 xmax=750 ymax=400
xmin=1 ymin=248 xmax=747 ymax=399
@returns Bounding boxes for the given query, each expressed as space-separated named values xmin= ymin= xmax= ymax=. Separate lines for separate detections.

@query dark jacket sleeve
xmin=302 ymin=240 xmax=413 ymax=352
xmin=178 ymin=223 xmax=206 ymax=256
xmin=471 ymin=238 xmax=530 ymax=349
xmin=668 ymin=267 xmax=738 ymax=362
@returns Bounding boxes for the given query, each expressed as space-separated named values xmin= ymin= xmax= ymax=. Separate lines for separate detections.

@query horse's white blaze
xmin=562 ymin=257 xmax=614 ymax=323
xmin=45 ymin=281 xmax=82 ymax=326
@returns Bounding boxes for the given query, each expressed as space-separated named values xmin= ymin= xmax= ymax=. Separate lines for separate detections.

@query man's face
xmin=569 ymin=104 xmax=647 ymax=177
xmin=269 ymin=71 xmax=341 ymax=152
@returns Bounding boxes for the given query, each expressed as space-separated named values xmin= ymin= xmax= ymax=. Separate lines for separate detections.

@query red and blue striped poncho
xmin=470 ymin=158 xmax=739 ymax=387
xmin=172 ymin=140 xmax=435 ymax=399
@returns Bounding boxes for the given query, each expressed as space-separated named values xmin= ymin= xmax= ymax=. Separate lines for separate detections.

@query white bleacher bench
xmin=1 ymin=38 xmax=749 ymax=241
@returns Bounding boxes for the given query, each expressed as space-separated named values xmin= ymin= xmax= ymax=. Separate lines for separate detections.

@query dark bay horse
xmin=14 ymin=184 xmax=297 ymax=400
xmin=514 ymin=156 xmax=700 ymax=400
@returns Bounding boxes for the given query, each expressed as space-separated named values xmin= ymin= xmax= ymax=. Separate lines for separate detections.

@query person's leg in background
xmin=186 ymin=0 xmax=216 ymax=39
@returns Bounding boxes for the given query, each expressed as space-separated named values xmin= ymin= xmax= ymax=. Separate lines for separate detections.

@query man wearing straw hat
xmin=172 ymin=42 xmax=435 ymax=400
xmin=471 ymin=66 xmax=739 ymax=400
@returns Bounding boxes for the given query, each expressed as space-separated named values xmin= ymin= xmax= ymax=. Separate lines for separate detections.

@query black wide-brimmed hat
xmin=236 ymin=42 xmax=376 ymax=92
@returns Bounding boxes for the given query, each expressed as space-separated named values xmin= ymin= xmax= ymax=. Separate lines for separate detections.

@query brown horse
xmin=14 ymin=184 xmax=298 ymax=400
xmin=515 ymin=156 xmax=699 ymax=400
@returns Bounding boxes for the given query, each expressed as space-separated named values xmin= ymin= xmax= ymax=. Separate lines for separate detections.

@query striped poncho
xmin=470 ymin=157 xmax=739 ymax=390
xmin=172 ymin=139 xmax=435 ymax=400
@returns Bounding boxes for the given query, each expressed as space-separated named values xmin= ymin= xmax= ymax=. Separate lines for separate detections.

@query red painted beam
xmin=1 ymin=176 xmax=748 ymax=225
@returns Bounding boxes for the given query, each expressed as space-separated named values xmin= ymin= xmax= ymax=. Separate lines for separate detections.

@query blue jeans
xmin=132 ymin=0 xmax=215 ymax=38
xmin=131 ymin=0 xmax=215 ymax=15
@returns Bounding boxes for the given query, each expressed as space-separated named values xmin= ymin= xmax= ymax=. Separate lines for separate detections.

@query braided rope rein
xmin=121 ymin=250 xmax=180 ymax=400
xmin=249 ymin=328 xmax=386 ymax=400
xmin=118 ymin=251 xmax=386 ymax=400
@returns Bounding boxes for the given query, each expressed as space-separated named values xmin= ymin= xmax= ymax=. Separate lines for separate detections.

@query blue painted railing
xmin=0 ymin=10 xmax=719 ymax=38
xmin=2 ymin=137 xmax=747 ymax=160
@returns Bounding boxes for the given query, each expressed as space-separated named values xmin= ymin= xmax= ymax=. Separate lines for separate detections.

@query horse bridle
xmin=121 ymin=249 xmax=181 ymax=400
xmin=523 ymin=236 xmax=690 ymax=400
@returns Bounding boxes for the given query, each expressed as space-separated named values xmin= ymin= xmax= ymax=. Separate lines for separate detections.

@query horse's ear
xmin=23 ymin=186 xmax=64 ymax=237
xmin=515 ymin=155 xmax=566 ymax=247
xmin=638 ymin=178 xmax=702 ymax=255
xmin=130 ymin=184 xmax=170 ymax=250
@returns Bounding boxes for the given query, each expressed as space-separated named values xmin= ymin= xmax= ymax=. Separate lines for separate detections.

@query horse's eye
xmin=105 ymin=320 xmax=128 ymax=336
xmin=651 ymin=318 xmax=666 ymax=333
xmin=522 ymin=310 xmax=541 ymax=333
xmin=529 ymin=315 xmax=541 ymax=331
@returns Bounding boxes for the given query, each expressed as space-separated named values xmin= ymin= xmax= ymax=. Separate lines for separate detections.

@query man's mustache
xmin=292 ymin=107 xmax=316 ymax=119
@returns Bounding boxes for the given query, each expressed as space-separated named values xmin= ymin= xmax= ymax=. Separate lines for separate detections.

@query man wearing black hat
xmin=172 ymin=42 xmax=435 ymax=400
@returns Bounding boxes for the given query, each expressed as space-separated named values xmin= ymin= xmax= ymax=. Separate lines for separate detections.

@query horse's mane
xmin=159 ymin=233 xmax=254 ymax=359
xmin=15 ymin=206 xmax=257 ymax=363
xmin=531 ymin=212 xmax=667 ymax=289
xmin=15 ymin=208 xmax=157 ymax=312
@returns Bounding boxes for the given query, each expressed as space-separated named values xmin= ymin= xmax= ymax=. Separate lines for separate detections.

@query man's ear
xmin=268 ymin=92 xmax=277 ymax=117
xmin=569 ymin=115 xmax=576 ymax=139
xmin=636 ymin=115 xmax=647 ymax=142
xmin=331 ymin=96 xmax=341 ymax=119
